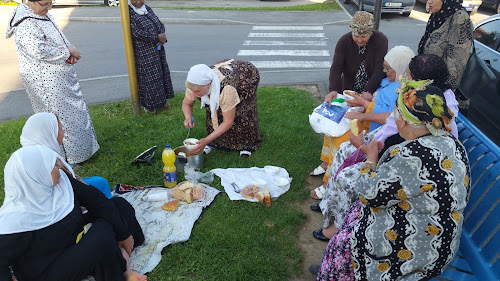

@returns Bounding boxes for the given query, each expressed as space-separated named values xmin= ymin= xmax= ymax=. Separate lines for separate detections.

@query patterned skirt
xmin=316 ymin=201 xmax=362 ymax=281
xmin=206 ymin=60 xmax=261 ymax=152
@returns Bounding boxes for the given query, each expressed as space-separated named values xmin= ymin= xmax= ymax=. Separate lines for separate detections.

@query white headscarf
xmin=128 ymin=0 xmax=148 ymax=15
xmin=384 ymin=46 xmax=416 ymax=81
xmin=20 ymin=112 xmax=75 ymax=177
xmin=186 ymin=64 xmax=221 ymax=118
xmin=0 ymin=145 xmax=75 ymax=235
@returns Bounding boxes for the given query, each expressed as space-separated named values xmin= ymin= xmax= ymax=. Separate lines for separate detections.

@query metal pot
xmin=174 ymin=146 xmax=204 ymax=173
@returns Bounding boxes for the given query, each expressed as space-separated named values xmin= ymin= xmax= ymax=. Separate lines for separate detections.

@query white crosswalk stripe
xmin=243 ymin=40 xmax=327 ymax=46
xmin=237 ymin=50 xmax=330 ymax=56
xmin=239 ymin=25 xmax=331 ymax=69
xmin=248 ymin=32 xmax=325 ymax=38
xmin=252 ymin=26 xmax=324 ymax=31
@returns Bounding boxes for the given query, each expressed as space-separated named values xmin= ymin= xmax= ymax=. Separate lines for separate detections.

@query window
xmin=474 ymin=19 xmax=500 ymax=50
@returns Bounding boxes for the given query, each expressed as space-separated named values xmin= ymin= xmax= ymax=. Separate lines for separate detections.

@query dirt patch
xmin=290 ymin=175 xmax=329 ymax=281
xmin=282 ymin=83 xmax=328 ymax=281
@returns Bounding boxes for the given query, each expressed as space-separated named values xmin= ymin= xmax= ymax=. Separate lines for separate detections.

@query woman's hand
xmin=118 ymin=235 xmax=134 ymax=256
xmin=349 ymin=131 xmax=365 ymax=149
xmin=346 ymin=93 xmax=370 ymax=109
xmin=191 ymin=137 xmax=210 ymax=153
xmin=345 ymin=111 xmax=365 ymax=122
xmin=366 ymin=139 xmax=384 ymax=163
xmin=360 ymin=92 xmax=373 ymax=101
xmin=325 ymin=91 xmax=338 ymax=106
xmin=158 ymin=33 xmax=167 ymax=45
xmin=68 ymin=46 xmax=82 ymax=60
xmin=184 ymin=118 xmax=194 ymax=129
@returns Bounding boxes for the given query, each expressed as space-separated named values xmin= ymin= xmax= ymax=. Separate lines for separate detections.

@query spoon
xmin=185 ymin=117 xmax=195 ymax=140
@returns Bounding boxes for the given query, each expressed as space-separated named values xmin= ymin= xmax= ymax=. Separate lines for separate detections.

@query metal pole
xmin=119 ymin=0 xmax=141 ymax=115
xmin=373 ymin=0 xmax=382 ymax=31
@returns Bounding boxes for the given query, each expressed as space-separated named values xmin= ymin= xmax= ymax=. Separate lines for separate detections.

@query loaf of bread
xmin=178 ymin=181 xmax=195 ymax=191
xmin=184 ymin=189 xmax=193 ymax=203
xmin=192 ymin=186 xmax=205 ymax=200
xmin=241 ymin=185 xmax=259 ymax=199
xmin=170 ymin=187 xmax=185 ymax=201
xmin=350 ymin=119 xmax=361 ymax=136
xmin=162 ymin=199 xmax=179 ymax=211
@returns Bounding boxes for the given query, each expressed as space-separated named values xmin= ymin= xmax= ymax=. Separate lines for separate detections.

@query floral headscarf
xmin=350 ymin=11 xmax=374 ymax=37
xmin=396 ymin=84 xmax=455 ymax=136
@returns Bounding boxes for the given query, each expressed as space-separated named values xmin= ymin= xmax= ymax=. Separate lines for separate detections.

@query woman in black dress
xmin=0 ymin=145 xmax=146 ymax=281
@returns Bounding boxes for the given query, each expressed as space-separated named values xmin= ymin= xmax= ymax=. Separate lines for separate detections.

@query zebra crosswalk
xmin=237 ymin=25 xmax=332 ymax=70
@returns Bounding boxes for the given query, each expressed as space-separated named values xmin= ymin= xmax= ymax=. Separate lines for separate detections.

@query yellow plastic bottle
xmin=162 ymin=144 xmax=177 ymax=188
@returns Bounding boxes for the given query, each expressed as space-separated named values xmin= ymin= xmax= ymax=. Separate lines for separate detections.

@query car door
xmin=458 ymin=16 xmax=500 ymax=144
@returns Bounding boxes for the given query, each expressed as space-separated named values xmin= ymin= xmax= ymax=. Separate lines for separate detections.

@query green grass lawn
xmin=0 ymin=87 xmax=323 ymax=280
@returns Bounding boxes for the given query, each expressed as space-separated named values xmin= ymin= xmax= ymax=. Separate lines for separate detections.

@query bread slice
xmin=350 ymin=119 xmax=361 ymax=136
xmin=262 ymin=188 xmax=271 ymax=207
xmin=162 ymin=199 xmax=179 ymax=211
xmin=192 ymin=187 xmax=205 ymax=200
xmin=184 ymin=189 xmax=193 ymax=203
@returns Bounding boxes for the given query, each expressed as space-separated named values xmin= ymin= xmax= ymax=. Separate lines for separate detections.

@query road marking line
xmin=238 ymin=50 xmax=330 ymax=56
xmin=336 ymin=0 xmax=353 ymax=20
xmin=243 ymin=40 xmax=327 ymax=46
xmin=250 ymin=61 xmax=331 ymax=68
xmin=252 ymin=26 xmax=324 ymax=30
xmin=248 ymin=33 xmax=325 ymax=38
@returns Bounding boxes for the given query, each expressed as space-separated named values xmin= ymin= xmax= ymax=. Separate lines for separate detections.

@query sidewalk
xmin=1 ymin=0 xmax=351 ymax=25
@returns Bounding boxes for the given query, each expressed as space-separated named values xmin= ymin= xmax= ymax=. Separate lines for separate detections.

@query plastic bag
xmin=185 ymin=164 xmax=214 ymax=183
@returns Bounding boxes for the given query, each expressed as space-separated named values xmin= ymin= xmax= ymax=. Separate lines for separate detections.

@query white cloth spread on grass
xmin=113 ymin=184 xmax=220 ymax=274
xmin=211 ymin=166 xmax=292 ymax=201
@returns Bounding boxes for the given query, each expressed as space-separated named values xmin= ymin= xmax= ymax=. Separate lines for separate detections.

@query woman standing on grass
xmin=182 ymin=59 xmax=261 ymax=158
xmin=6 ymin=0 xmax=99 ymax=165
xmin=129 ymin=0 xmax=175 ymax=114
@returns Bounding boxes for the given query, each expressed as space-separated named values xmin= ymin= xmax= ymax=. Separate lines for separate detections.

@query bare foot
xmin=126 ymin=270 xmax=147 ymax=281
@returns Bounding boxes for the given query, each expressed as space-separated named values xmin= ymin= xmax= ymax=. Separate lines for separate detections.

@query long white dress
xmin=6 ymin=4 xmax=99 ymax=164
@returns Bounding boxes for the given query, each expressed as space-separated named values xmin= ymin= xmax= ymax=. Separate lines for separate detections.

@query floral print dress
xmin=351 ymin=134 xmax=470 ymax=280
xmin=6 ymin=4 xmax=99 ymax=164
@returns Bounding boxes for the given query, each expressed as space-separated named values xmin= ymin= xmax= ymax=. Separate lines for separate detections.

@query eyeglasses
xmin=36 ymin=0 xmax=55 ymax=8
xmin=383 ymin=64 xmax=393 ymax=72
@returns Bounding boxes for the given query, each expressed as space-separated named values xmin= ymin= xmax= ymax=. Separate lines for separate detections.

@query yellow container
xmin=162 ymin=144 xmax=177 ymax=188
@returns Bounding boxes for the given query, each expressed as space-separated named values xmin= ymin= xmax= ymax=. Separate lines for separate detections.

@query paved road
xmin=0 ymin=2 xmax=495 ymax=121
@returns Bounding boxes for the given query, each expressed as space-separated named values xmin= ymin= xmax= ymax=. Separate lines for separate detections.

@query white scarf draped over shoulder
xmin=0 ymin=145 xmax=75 ymax=235
xmin=186 ymin=64 xmax=221 ymax=118
xmin=128 ymin=0 xmax=148 ymax=15
xmin=20 ymin=112 xmax=75 ymax=177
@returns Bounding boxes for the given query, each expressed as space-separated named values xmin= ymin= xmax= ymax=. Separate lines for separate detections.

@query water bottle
xmin=162 ymin=144 xmax=177 ymax=188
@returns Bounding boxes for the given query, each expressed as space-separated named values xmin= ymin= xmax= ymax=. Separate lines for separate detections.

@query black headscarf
xmin=408 ymin=54 xmax=450 ymax=91
xmin=418 ymin=0 xmax=465 ymax=54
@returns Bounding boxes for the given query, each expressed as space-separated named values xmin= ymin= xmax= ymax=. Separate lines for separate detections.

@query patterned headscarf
xmin=397 ymin=85 xmax=455 ymax=136
xmin=408 ymin=54 xmax=450 ymax=91
xmin=418 ymin=0 xmax=464 ymax=53
xmin=350 ymin=11 xmax=374 ymax=37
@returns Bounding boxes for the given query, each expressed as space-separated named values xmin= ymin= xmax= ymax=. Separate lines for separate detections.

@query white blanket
xmin=211 ymin=166 xmax=292 ymax=201
xmin=115 ymin=184 xmax=220 ymax=274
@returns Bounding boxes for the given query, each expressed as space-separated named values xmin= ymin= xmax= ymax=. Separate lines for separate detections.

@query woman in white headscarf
xmin=20 ymin=112 xmax=112 ymax=198
xmin=182 ymin=59 xmax=261 ymax=157
xmin=0 ymin=145 xmax=146 ymax=281
xmin=310 ymin=46 xmax=415 ymax=202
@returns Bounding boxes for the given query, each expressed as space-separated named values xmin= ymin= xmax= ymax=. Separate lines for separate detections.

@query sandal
xmin=144 ymin=107 xmax=157 ymax=114
xmin=310 ymin=165 xmax=326 ymax=176
xmin=240 ymin=150 xmax=251 ymax=158
xmin=203 ymin=145 xmax=213 ymax=154
xmin=310 ymin=184 xmax=326 ymax=200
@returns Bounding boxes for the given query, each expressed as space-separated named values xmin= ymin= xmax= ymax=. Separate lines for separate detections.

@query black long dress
xmin=0 ymin=175 xmax=144 ymax=281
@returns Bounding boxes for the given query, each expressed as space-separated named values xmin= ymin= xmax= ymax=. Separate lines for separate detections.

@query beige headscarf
xmin=350 ymin=11 xmax=374 ymax=37
xmin=384 ymin=46 xmax=416 ymax=80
